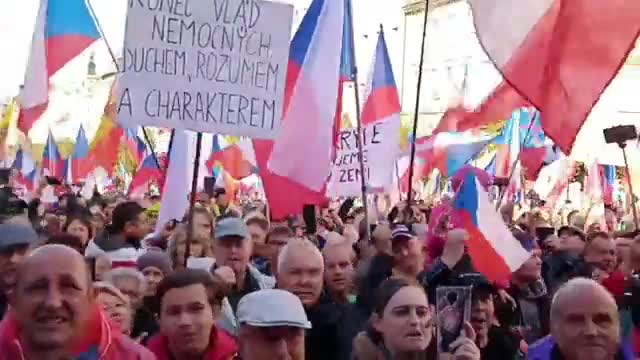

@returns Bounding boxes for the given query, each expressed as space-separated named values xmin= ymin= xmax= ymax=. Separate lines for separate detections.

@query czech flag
xmin=414 ymin=132 xmax=493 ymax=178
xmin=128 ymin=155 xmax=163 ymax=198
xmin=19 ymin=0 xmax=101 ymax=134
xmin=72 ymin=125 xmax=91 ymax=182
xmin=493 ymin=109 xmax=527 ymax=177
xmin=267 ymin=0 xmax=345 ymax=192
xmin=62 ymin=157 xmax=73 ymax=184
xmin=602 ymin=165 xmax=616 ymax=206
xmin=12 ymin=148 xmax=39 ymax=192
xmin=206 ymin=137 xmax=258 ymax=179
xmin=42 ymin=129 xmax=64 ymax=179
xmin=123 ymin=128 xmax=146 ymax=165
xmin=254 ymin=0 xmax=351 ymax=218
xmin=461 ymin=0 xmax=640 ymax=154
xmin=453 ymin=172 xmax=530 ymax=282
xmin=361 ymin=26 xmax=401 ymax=127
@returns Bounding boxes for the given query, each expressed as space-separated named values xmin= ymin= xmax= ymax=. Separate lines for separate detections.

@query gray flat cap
xmin=0 ymin=223 xmax=38 ymax=251
xmin=237 ymin=289 xmax=312 ymax=329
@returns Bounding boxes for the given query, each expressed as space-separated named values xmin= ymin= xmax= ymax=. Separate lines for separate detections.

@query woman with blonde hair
xmin=94 ymin=281 xmax=134 ymax=336
xmin=167 ymin=224 xmax=215 ymax=269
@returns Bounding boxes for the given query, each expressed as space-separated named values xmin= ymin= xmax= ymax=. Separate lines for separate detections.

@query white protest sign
xmin=326 ymin=119 xmax=401 ymax=197
xmin=117 ymin=0 xmax=294 ymax=139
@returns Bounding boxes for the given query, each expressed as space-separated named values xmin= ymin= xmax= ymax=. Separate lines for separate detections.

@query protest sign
xmin=116 ymin=0 xmax=294 ymax=139
xmin=326 ymin=119 xmax=401 ymax=197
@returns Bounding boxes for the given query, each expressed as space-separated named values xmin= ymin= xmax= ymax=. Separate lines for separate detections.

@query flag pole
xmin=184 ymin=132 xmax=203 ymax=268
xmin=86 ymin=0 xmax=163 ymax=173
xmin=495 ymin=110 xmax=537 ymax=210
xmin=347 ymin=0 xmax=372 ymax=241
xmin=406 ymin=0 xmax=430 ymax=204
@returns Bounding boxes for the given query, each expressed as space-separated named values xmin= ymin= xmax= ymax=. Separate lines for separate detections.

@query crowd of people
xmin=0 ymin=182 xmax=637 ymax=360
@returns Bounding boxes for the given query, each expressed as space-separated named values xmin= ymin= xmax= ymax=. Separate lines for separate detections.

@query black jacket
xmin=480 ymin=325 xmax=519 ymax=360
xmin=131 ymin=296 xmax=160 ymax=344
xmin=495 ymin=282 xmax=550 ymax=346
xmin=93 ymin=231 xmax=139 ymax=252
xmin=0 ymin=293 xmax=6 ymax=320
xmin=420 ymin=254 xmax=475 ymax=304
xmin=306 ymin=293 xmax=354 ymax=360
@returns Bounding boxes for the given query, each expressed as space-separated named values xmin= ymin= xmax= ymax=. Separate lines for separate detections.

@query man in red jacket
xmin=147 ymin=269 xmax=238 ymax=360
xmin=0 ymin=244 xmax=153 ymax=360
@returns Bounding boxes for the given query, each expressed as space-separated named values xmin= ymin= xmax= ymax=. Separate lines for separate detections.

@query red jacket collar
xmin=147 ymin=327 xmax=238 ymax=360
xmin=0 ymin=305 xmax=114 ymax=358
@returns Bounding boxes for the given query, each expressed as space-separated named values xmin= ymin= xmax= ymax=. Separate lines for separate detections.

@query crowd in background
xmin=0 ymin=179 xmax=637 ymax=360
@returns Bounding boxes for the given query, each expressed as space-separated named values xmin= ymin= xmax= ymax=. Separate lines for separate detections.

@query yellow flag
xmin=399 ymin=123 xmax=410 ymax=151
xmin=0 ymin=99 xmax=17 ymax=130
xmin=341 ymin=113 xmax=353 ymax=130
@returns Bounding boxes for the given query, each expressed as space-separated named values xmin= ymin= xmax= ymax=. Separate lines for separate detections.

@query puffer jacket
xmin=0 ymin=306 xmax=154 ymax=360
xmin=217 ymin=264 xmax=275 ymax=336
xmin=528 ymin=335 xmax=635 ymax=360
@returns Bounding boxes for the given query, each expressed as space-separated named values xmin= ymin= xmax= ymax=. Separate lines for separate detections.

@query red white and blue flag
xmin=361 ymin=26 xmax=401 ymax=127
xmin=42 ymin=129 xmax=64 ymax=179
xmin=450 ymin=0 xmax=640 ymax=154
xmin=19 ymin=0 xmax=101 ymax=134
xmin=71 ymin=125 xmax=91 ymax=182
xmin=453 ymin=172 xmax=530 ymax=282
xmin=207 ymin=136 xmax=258 ymax=180
xmin=123 ymin=128 xmax=146 ymax=166
xmin=12 ymin=148 xmax=39 ymax=192
xmin=267 ymin=0 xmax=345 ymax=192
xmin=254 ymin=0 xmax=352 ymax=218
xmin=602 ymin=165 xmax=616 ymax=206
xmin=128 ymin=155 xmax=162 ymax=198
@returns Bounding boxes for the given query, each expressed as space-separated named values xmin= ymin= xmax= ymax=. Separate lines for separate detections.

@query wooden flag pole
xmin=184 ymin=132 xmax=203 ymax=268
xmin=406 ymin=0 xmax=430 ymax=204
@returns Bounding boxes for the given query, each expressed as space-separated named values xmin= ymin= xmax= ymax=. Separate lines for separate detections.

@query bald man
xmin=277 ymin=240 xmax=324 ymax=308
xmin=528 ymin=278 xmax=632 ymax=360
xmin=322 ymin=242 xmax=356 ymax=305
xmin=0 ymin=244 xmax=153 ymax=360
xmin=277 ymin=240 xmax=353 ymax=360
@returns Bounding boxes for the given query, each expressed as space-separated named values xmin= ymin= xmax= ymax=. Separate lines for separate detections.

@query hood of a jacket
xmin=147 ymin=326 xmax=237 ymax=360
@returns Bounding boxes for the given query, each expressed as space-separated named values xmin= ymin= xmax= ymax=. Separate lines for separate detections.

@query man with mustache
xmin=0 ymin=244 xmax=153 ymax=359
xmin=0 ymin=223 xmax=38 ymax=319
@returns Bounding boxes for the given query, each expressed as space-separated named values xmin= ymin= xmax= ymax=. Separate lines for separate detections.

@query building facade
xmin=399 ymin=0 xmax=501 ymax=136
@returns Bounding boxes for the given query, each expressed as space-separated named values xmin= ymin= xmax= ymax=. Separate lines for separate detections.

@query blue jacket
xmin=527 ymin=335 xmax=634 ymax=360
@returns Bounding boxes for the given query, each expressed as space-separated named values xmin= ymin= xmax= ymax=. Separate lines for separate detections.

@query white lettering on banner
xmin=326 ymin=118 xmax=402 ymax=198
xmin=117 ymin=0 xmax=294 ymax=139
